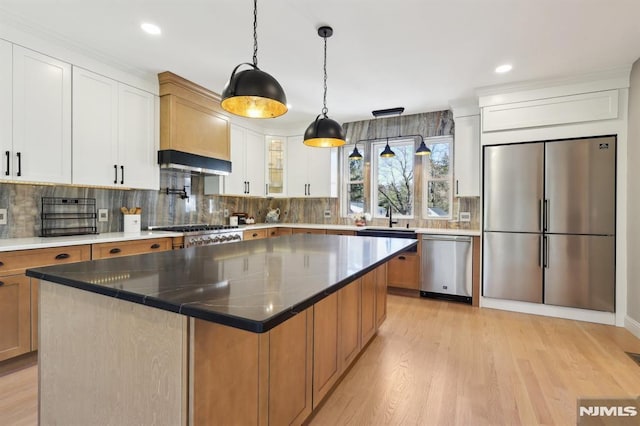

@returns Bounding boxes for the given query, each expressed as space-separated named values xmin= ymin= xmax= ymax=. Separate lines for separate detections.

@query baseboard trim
xmin=625 ymin=316 xmax=640 ymax=339
xmin=480 ymin=297 xmax=616 ymax=325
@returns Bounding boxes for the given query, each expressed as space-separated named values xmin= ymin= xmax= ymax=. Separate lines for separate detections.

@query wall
xmin=342 ymin=110 xmax=480 ymax=230
xmin=627 ymin=60 xmax=640 ymax=325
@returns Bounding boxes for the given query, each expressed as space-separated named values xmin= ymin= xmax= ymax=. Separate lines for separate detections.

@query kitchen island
xmin=26 ymin=234 xmax=415 ymax=425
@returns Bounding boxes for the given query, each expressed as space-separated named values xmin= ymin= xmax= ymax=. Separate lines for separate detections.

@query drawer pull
xmin=0 ymin=261 xmax=4 ymax=267
xmin=252 ymin=233 xmax=258 ymax=237
xmin=398 ymin=256 xmax=406 ymax=260
xmin=109 ymin=248 xmax=122 ymax=254
xmin=150 ymin=243 xmax=161 ymax=249
xmin=0 ymin=281 xmax=4 ymax=287
xmin=55 ymin=253 xmax=70 ymax=260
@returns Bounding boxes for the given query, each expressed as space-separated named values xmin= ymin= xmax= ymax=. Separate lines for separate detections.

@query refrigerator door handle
xmin=543 ymin=235 xmax=549 ymax=268
xmin=538 ymin=199 xmax=543 ymax=232
xmin=543 ymin=199 xmax=548 ymax=232
xmin=538 ymin=235 xmax=542 ymax=267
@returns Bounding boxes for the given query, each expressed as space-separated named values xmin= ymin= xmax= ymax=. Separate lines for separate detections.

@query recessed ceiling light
xmin=140 ymin=22 xmax=161 ymax=35
xmin=495 ymin=64 xmax=513 ymax=74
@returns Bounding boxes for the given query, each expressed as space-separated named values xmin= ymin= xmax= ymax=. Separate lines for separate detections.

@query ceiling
xmin=1 ymin=0 xmax=640 ymax=131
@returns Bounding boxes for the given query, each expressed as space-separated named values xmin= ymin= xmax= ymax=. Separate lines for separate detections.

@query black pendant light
xmin=380 ymin=138 xmax=395 ymax=158
xmin=415 ymin=137 xmax=432 ymax=156
xmin=221 ymin=0 xmax=287 ymax=118
xmin=348 ymin=143 xmax=362 ymax=160
xmin=303 ymin=26 xmax=345 ymax=147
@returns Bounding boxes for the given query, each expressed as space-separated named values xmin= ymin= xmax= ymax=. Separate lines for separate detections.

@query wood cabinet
xmin=91 ymin=238 xmax=171 ymax=259
xmin=225 ymin=124 xmax=265 ymax=196
xmin=275 ymin=228 xmax=292 ymax=237
xmin=387 ymin=252 xmax=420 ymax=290
xmin=325 ymin=230 xmax=355 ymax=236
xmin=361 ymin=271 xmax=377 ymax=345
xmin=0 ymin=274 xmax=31 ymax=362
xmin=376 ymin=263 xmax=388 ymax=327
xmin=312 ymin=292 xmax=339 ymax=408
xmin=266 ymin=228 xmax=280 ymax=238
xmin=72 ymin=67 xmax=158 ymax=190
xmin=243 ymin=229 xmax=268 ymax=241
xmin=8 ymin=45 xmax=71 ymax=184
xmin=159 ymin=71 xmax=230 ymax=161
xmin=286 ymin=135 xmax=338 ymax=197
xmin=0 ymin=244 xmax=91 ymax=361
xmin=291 ymin=228 xmax=326 ymax=235
xmin=454 ymin=114 xmax=480 ymax=197
xmin=338 ymin=279 xmax=361 ymax=370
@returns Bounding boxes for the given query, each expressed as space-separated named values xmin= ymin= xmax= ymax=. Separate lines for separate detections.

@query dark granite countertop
xmin=26 ymin=234 xmax=416 ymax=333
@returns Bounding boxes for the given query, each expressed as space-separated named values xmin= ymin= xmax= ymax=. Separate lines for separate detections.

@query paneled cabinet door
xmin=0 ymin=40 xmax=11 ymax=179
xmin=226 ymin=124 xmax=247 ymax=195
xmin=0 ymin=274 xmax=31 ymax=362
xmin=12 ymin=45 xmax=71 ymax=184
xmin=72 ymin=67 xmax=119 ymax=187
xmin=454 ymin=114 xmax=480 ymax=197
xmin=225 ymin=124 xmax=265 ymax=196
xmin=286 ymin=135 xmax=308 ymax=197
xmin=118 ymin=84 xmax=159 ymax=190
xmin=286 ymin=135 xmax=337 ymax=197
xmin=361 ymin=270 xmax=376 ymax=345
xmin=244 ymin=129 xmax=265 ymax=196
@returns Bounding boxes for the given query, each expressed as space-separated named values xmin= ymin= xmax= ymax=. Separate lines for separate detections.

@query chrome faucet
xmin=387 ymin=206 xmax=398 ymax=228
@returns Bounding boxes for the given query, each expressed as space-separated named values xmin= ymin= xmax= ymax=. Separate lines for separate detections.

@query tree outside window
xmin=372 ymin=140 xmax=414 ymax=218
xmin=423 ymin=137 xmax=453 ymax=219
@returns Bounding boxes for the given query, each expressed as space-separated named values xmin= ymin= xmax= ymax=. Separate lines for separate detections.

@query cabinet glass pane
xmin=267 ymin=138 xmax=284 ymax=194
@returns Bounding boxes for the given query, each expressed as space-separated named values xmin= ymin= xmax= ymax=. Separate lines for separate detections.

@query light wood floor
xmin=1 ymin=295 xmax=640 ymax=425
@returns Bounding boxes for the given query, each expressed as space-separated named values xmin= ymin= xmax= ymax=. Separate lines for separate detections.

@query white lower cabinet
xmin=287 ymin=135 xmax=337 ymax=197
xmin=72 ymin=67 xmax=158 ymax=189
xmin=10 ymin=46 xmax=71 ymax=184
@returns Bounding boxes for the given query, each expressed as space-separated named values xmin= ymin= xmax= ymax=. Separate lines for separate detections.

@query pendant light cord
xmin=322 ymin=35 xmax=328 ymax=116
xmin=252 ymin=0 xmax=258 ymax=67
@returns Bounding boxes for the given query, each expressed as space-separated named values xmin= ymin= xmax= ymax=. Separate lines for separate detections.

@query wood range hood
xmin=158 ymin=71 xmax=232 ymax=176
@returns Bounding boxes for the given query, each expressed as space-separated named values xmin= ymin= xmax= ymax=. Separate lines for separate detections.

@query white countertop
xmin=0 ymin=224 xmax=480 ymax=252
xmin=0 ymin=231 xmax=183 ymax=252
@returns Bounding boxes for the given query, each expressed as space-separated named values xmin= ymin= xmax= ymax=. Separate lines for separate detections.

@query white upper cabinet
xmin=117 ymin=84 xmax=158 ymax=190
xmin=11 ymin=46 xmax=71 ymax=184
xmin=453 ymin=114 xmax=480 ymax=197
xmin=286 ymin=136 xmax=337 ymax=198
xmin=72 ymin=67 xmax=158 ymax=190
xmin=0 ymin=40 xmax=11 ymax=179
xmin=225 ymin=124 xmax=265 ymax=196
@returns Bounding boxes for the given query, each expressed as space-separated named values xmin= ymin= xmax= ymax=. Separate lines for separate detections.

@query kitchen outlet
xmin=224 ymin=209 xmax=229 ymax=218
xmin=324 ymin=209 xmax=331 ymax=218
xmin=460 ymin=212 xmax=471 ymax=222
xmin=0 ymin=208 xmax=6 ymax=225
xmin=98 ymin=208 xmax=108 ymax=222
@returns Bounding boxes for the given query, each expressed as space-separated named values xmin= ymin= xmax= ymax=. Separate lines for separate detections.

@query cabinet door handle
xmin=5 ymin=151 xmax=9 ymax=176
xmin=16 ymin=152 xmax=21 ymax=177
xmin=120 ymin=165 xmax=124 ymax=185
xmin=398 ymin=255 xmax=406 ymax=260
xmin=0 ymin=261 xmax=4 ymax=266
xmin=150 ymin=243 xmax=161 ymax=249
xmin=0 ymin=281 xmax=4 ymax=287
xmin=456 ymin=180 xmax=459 ymax=195
xmin=114 ymin=164 xmax=118 ymax=184
xmin=266 ymin=184 xmax=268 ymax=195
xmin=247 ymin=181 xmax=250 ymax=194
xmin=109 ymin=248 xmax=122 ymax=254
xmin=55 ymin=253 xmax=70 ymax=260
xmin=308 ymin=184 xmax=311 ymax=196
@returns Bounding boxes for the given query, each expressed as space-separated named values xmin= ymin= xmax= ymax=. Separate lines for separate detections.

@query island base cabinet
xmin=312 ymin=292 xmax=340 ymax=409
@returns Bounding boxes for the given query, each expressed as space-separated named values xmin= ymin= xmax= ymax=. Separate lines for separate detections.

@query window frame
xmin=340 ymin=143 xmax=365 ymax=217
xmin=422 ymin=135 xmax=454 ymax=220
xmin=370 ymin=138 xmax=416 ymax=219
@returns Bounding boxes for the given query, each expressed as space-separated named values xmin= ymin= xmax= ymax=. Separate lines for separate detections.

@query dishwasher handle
xmin=421 ymin=235 xmax=472 ymax=243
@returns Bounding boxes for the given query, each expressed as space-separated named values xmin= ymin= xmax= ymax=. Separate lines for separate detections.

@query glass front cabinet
xmin=265 ymin=135 xmax=286 ymax=197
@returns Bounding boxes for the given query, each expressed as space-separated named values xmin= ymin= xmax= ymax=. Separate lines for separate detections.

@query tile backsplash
xmin=0 ymin=170 xmax=479 ymax=239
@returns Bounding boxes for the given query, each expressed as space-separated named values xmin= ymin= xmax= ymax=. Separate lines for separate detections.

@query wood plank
xmin=312 ymin=292 xmax=339 ymax=408
xmin=192 ymin=319 xmax=260 ymax=425
xmin=338 ymin=279 xmax=361 ymax=371
xmin=361 ymin=270 xmax=376 ymax=345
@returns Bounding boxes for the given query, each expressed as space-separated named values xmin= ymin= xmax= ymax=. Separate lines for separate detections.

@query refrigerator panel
xmin=544 ymin=234 xmax=615 ymax=312
xmin=484 ymin=143 xmax=544 ymax=233
xmin=483 ymin=232 xmax=543 ymax=303
xmin=545 ymin=137 xmax=616 ymax=235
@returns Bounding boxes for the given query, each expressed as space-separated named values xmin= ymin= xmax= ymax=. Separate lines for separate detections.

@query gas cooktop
xmin=148 ymin=224 xmax=239 ymax=233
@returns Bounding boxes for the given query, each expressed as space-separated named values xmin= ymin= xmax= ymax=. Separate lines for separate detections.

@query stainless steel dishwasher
xmin=421 ymin=235 xmax=472 ymax=304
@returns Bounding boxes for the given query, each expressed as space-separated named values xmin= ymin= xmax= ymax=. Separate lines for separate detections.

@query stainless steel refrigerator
xmin=482 ymin=136 xmax=616 ymax=312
